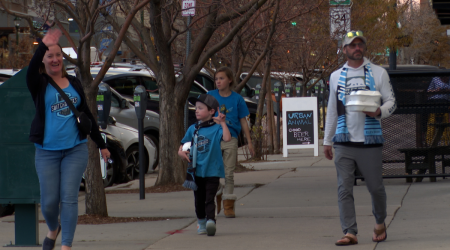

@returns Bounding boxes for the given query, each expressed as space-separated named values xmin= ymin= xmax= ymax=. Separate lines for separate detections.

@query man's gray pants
xmin=333 ymin=144 xmax=387 ymax=236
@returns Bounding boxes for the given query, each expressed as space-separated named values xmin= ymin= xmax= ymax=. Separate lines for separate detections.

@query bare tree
xmin=399 ymin=2 xmax=450 ymax=67
xmin=103 ymin=0 xmax=275 ymax=185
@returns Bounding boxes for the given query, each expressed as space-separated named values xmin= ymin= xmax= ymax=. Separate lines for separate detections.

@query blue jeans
xmin=35 ymin=143 xmax=88 ymax=247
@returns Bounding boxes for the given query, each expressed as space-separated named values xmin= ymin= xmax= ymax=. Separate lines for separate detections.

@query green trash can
xmin=0 ymin=67 xmax=40 ymax=246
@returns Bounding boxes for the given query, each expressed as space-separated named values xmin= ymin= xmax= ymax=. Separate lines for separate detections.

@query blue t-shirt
xmin=181 ymin=123 xmax=224 ymax=178
xmin=207 ymin=89 xmax=249 ymax=138
xmin=35 ymin=83 xmax=87 ymax=150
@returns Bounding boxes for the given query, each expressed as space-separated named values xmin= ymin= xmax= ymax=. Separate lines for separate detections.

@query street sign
xmin=330 ymin=0 xmax=351 ymax=5
xmin=330 ymin=7 xmax=351 ymax=40
xmin=182 ymin=0 xmax=196 ymax=16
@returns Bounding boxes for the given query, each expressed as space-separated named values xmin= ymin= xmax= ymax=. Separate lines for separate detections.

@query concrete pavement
xmin=1 ymin=143 xmax=450 ymax=249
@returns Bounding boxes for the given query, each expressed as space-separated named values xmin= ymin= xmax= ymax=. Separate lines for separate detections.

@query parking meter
xmin=134 ymin=85 xmax=147 ymax=200
xmin=295 ymin=82 xmax=302 ymax=97
xmin=134 ymin=85 xmax=147 ymax=119
xmin=273 ymin=81 xmax=283 ymax=152
xmin=97 ymin=83 xmax=111 ymax=129
xmin=314 ymin=83 xmax=320 ymax=97
xmin=255 ymin=83 xmax=262 ymax=100
xmin=285 ymin=83 xmax=293 ymax=98
xmin=274 ymin=81 xmax=283 ymax=102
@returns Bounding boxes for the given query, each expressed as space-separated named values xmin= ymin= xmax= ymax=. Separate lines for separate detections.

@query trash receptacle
xmin=0 ymin=67 xmax=40 ymax=246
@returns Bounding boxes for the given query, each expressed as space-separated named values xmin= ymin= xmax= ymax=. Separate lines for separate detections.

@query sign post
xmin=282 ymin=97 xmax=319 ymax=157
xmin=182 ymin=0 xmax=196 ymax=16
xmin=182 ymin=0 xmax=196 ymax=132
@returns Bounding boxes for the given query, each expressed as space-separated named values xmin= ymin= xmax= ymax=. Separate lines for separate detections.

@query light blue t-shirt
xmin=35 ymin=83 xmax=87 ymax=150
xmin=181 ymin=123 xmax=224 ymax=178
xmin=207 ymin=89 xmax=249 ymax=138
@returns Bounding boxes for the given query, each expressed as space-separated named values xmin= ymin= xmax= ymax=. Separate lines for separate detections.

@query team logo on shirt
xmin=51 ymin=93 xmax=78 ymax=118
xmin=345 ymin=76 xmax=368 ymax=95
xmin=197 ymin=135 xmax=210 ymax=153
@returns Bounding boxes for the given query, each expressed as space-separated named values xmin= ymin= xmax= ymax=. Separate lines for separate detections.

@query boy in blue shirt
xmin=178 ymin=94 xmax=231 ymax=236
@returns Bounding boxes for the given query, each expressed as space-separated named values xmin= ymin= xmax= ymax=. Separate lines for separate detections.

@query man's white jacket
xmin=324 ymin=58 xmax=397 ymax=146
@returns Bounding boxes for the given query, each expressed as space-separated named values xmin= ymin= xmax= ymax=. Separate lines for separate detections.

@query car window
xmin=111 ymin=93 xmax=120 ymax=107
xmin=189 ymin=83 xmax=206 ymax=99
xmin=195 ymin=74 xmax=215 ymax=90
xmin=142 ymin=77 xmax=159 ymax=93
xmin=105 ymin=76 xmax=139 ymax=96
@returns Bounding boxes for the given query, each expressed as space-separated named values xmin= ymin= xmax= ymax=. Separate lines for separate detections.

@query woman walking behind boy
xmin=207 ymin=67 xmax=254 ymax=218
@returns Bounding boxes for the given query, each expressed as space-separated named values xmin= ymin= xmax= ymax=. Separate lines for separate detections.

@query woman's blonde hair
xmin=39 ymin=43 xmax=69 ymax=78
xmin=214 ymin=66 xmax=235 ymax=88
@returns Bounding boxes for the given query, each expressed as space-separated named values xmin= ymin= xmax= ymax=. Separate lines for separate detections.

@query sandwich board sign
xmin=282 ymin=97 xmax=319 ymax=157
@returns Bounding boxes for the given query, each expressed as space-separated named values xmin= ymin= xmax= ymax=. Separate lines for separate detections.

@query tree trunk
xmin=254 ymin=50 xmax=272 ymax=159
xmin=155 ymin=81 xmax=186 ymax=185
xmin=83 ymin=85 xmax=108 ymax=217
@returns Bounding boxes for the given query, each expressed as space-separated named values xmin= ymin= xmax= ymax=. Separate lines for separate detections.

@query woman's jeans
xmin=35 ymin=143 xmax=88 ymax=247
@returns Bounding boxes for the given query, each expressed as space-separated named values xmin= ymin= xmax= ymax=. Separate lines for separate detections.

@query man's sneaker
xmin=206 ymin=219 xmax=216 ymax=236
xmin=197 ymin=218 xmax=207 ymax=235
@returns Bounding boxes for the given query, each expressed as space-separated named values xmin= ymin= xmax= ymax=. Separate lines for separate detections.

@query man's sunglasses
xmin=345 ymin=30 xmax=364 ymax=39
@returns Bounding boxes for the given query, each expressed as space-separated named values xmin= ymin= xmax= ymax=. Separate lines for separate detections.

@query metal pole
xmin=276 ymin=102 xmax=280 ymax=153
xmin=389 ymin=47 xmax=397 ymax=70
xmin=16 ymin=26 xmax=18 ymax=46
xmin=184 ymin=15 xmax=192 ymax=132
xmin=140 ymin=10 xmax=144 ymax=51
xmin=138 ymin=118 xmax=145 ymax=199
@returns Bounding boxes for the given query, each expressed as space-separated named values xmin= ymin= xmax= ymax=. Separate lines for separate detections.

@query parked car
xmin=96 ymin=131 xmax=130 ymax=187
xmin=102 ymin=116 xmax=157 ymax=178
xmin=0 ymin=204 xmax=14 ymax=218
xmin=0 ymin=69 xmax=20 ymax=86
xmin=66 ymin=69 xmax=162 ymax=165
xmin=109 ymin=87 xmax=160 ymax=168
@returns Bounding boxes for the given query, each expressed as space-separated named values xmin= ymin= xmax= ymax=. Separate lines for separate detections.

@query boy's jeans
xmin=194 ymin=177 xmax=220 ymax=221
xmin=35 ymin=143 xmax=88 ymax=247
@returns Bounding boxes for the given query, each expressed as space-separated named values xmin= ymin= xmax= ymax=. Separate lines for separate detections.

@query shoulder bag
xmin=47 ymin=76 xmax=92 ymax=135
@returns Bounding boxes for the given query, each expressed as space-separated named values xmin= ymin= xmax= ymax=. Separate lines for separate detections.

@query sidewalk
xmin=1 ymin=143 xmax=450 ymax=249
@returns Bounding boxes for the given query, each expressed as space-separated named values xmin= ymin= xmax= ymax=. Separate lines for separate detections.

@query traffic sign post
xmin=330 ymin=7 xmax=351 ymax=40
xmin=182 ymin=0 xmax=196 ymax=16
xmin=182 ymin=0 xmax=196 ymax=132
xmin=330 ymin=0 xmax=351 ymax=5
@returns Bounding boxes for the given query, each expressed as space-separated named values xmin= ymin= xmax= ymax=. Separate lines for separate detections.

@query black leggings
xmin=194 ymin=176 xmax=220 ymax=221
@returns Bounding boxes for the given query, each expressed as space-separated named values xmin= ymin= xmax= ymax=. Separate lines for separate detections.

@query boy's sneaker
xmin=197 ymin=218 xmax=207 ymax=235
xmin=206 ymin=219 xmax=216 ymax=236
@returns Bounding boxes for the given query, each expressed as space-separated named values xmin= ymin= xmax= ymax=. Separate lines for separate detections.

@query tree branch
xmin=102 ymin=10 xmax=158 ymax=72
xmin=92 ymin=0 xmax=151 ymax=89
xmin=235 ymin=0 xmax=279 ymax=92
xmin=53 ymin=1 xmax=86 ymax=34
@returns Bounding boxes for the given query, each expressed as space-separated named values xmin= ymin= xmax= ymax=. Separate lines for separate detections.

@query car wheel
xmin=0 ymin=204 xmax=15 ymax=217
xmin=146 ymin=134 xmax=159 ymax=170
xmin=103 ymin=159 xmax=117 ymax=187
xmin=126 ymin=145 xmax=149 ymax=178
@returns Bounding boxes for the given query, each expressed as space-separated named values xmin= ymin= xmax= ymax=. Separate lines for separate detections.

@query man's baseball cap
xmin=342 ymin=30 xmax=367 ymax=48
xmin=188 ymin=94 xmax=219 ymax=111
